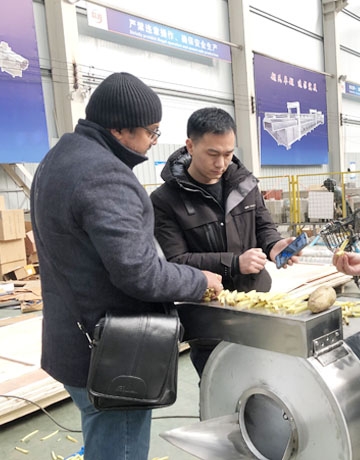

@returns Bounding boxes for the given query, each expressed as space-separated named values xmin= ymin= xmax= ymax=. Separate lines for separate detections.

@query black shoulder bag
xmin=36 ymin=237 xmax=182 ymax=411
xmin=87 ymin=309 xmax=181 ymax=410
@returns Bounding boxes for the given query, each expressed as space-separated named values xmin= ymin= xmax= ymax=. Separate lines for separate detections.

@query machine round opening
xmin=238 ymin=388 xmax=298 ymax=460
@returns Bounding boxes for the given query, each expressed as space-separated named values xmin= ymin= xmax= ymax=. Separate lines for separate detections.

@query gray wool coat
xmin=30 ymin=119 xmax=207 ymax=387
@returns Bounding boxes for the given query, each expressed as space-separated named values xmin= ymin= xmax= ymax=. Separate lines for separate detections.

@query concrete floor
xmin=0 ymin=350 xmax=200 ymax=460
xmin=1 ymin=280 xmax=360 ymax=460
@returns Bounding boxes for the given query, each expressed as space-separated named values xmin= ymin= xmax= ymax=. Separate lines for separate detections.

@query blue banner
xmin=0 ymin=0 xmax=48 ymax=163
xmin=345 ymin=81 xmax=360 ymax=98
xmin=87 ymin=5 xmax=231 ymax=63
xmin=254 ymin=54 xmax=328 ymax=166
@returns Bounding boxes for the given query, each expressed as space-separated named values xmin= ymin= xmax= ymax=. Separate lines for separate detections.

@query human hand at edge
xmin=201 ymin=270 xmax=223 ymax=298
xmin=333 ymin=251 xmax=360 ymax=276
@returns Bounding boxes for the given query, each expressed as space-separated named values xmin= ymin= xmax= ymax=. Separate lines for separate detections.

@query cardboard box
xmin=27 ymin=252 xmax=39 ymax=264
xmin=262 ymin=190 xmax=283 ymax=200
xmin=3 ymin=264 xmax=37 ymax=281
xmin=25 ymin=230 xmax=37 ymax=256
xmin=0 ymin=258 xmax=27 ymax=277
xmin=21 ymin=300 xmax=43 ymax=313
xmin=0 ymin=239 xmax=26 ymax=264
xmin=25 ymin=220 xmax=33 ymax=233
xmin=0 ymin=210 xmax=25 ymax=240
xmin=0 ymin=196 xmax=6 ymax=210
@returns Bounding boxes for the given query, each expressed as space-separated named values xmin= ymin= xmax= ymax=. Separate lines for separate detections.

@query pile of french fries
xmin=203 ymin=288 xmax=360 ymax=325
xmin=212 ymin=289 xmax=308 ymax=315
xmin=334 ymin=300 xmax=360 ymax=325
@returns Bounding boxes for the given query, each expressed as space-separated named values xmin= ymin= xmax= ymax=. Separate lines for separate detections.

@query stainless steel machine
xmin=161 ymin=301 xmax=360 ymax=459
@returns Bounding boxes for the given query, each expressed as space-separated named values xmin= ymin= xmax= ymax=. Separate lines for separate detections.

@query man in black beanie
xmin=30 ymin=72 xmax=223 ymax=460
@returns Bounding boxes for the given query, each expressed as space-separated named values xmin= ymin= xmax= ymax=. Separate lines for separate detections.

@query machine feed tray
xmin=176 ymin=301 xmax=342 ymax=358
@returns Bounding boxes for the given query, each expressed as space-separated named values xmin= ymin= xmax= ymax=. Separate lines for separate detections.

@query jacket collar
xmin=76 ymin=119 xmax=148 ymax=170
xmin=161 ymin=145 xmax=252 ymax=189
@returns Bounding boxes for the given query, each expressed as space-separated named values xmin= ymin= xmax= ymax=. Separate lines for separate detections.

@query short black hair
xmin=187 ymin=107 xmax=236 ymax=141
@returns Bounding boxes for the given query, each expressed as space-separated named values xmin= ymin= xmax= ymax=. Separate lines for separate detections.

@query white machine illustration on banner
xmin=0 ymin=41 xmax=29 ymax=78
xmin=263 ymin=101 xmax=324 ymax=150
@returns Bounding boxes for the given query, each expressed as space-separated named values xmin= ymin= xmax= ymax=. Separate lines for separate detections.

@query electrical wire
xmin=0 ymin=393 xmax=200 ymax=431
xmin=0 ymin=394 xmax=82 ymax=433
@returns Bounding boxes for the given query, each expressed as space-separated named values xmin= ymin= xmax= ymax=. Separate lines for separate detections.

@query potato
xmin=308 ymin=285 xmax=337 ymax=313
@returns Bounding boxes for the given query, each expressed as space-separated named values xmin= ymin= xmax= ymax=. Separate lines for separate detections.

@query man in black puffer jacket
xmin=151 ymin=107 xmax=298 ymax=377
xmin=31 ymin=74 xmax=223 ymax=460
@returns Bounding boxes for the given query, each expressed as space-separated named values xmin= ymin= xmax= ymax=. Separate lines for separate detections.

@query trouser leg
xmin=65 ymin=385 xmax=152 ymax=460
xmin=189 ymin=340 xmax=221 ymax=378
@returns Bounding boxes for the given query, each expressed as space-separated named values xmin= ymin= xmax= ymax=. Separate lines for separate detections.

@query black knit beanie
xmin=85 ymin=72 xmax=162 ymax=129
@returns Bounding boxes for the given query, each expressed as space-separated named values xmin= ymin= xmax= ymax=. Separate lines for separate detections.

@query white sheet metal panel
xmin=249 ymin=3 xmax=324 ymax=72
xmin=250 ymin=0 xmax=323 ymax=35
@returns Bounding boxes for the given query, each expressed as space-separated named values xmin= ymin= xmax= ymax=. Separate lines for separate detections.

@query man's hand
xmin=239 ymin=248 xmax=267 ymax=274
xmin=270 ymin=237 xmax=301 ymax=268
xmin=333 ymin=251 xmax=360 ymax=276
xmin=202 ymin=270 xmax=223 ymax=298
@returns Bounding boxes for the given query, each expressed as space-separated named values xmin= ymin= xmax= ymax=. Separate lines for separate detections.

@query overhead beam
xmin=1 ymin=164 xmax=33 ymax=199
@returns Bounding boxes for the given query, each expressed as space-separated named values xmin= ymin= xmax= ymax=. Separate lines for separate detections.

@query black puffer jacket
xmin=150 ymin=147 xmax=283 ymax=292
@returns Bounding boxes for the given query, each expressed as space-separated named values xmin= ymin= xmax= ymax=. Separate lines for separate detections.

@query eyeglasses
xmin=142 ymin=126 xmax=161 ymax=140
